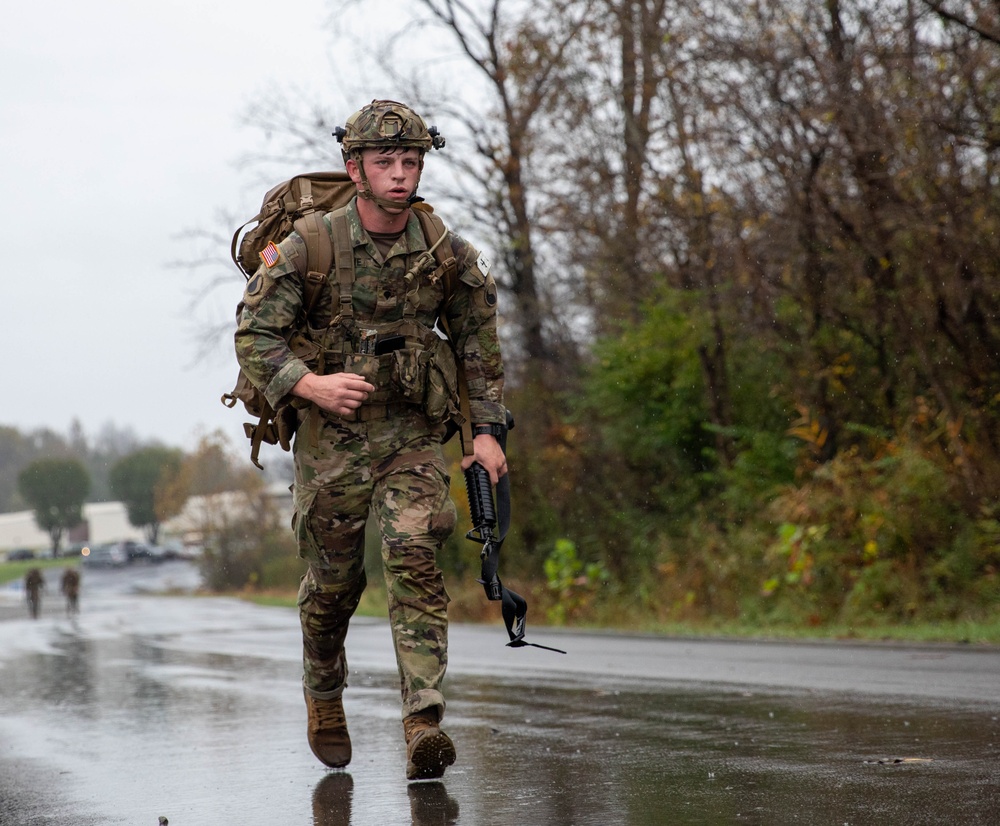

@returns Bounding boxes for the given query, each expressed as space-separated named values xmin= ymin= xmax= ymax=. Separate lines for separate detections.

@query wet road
xmin=0 ymin=563 xmax=998 ymax=825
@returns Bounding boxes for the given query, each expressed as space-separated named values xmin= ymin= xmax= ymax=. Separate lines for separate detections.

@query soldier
xmin=24 ymin=568 xmax=44 ymax=619
xmin=234 ymin=100 xmax=507 ymax=780
xmin=61 ymin=566 xmax=81 ymax=616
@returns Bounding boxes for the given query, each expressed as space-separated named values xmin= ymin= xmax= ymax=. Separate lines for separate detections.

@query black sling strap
xmin=489 ymin=475 xmax=566 ymax=654
xmin=468 ymin=416 xmax=567 ymax=654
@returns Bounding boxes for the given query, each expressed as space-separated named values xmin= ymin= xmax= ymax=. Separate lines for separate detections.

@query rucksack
xmin=231 ymin=171 xmax=355 ymax=280
xmin=223 ymin=171 xmax=472 ymax=468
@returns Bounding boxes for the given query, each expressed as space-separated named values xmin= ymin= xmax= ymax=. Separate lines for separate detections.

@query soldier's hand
xmin=461 ymin=433 xmax=508 ymax=485
xmin=292 ymin=372 xmax=375 ymax=417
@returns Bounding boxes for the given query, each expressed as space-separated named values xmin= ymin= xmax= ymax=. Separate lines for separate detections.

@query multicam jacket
xmin=234 ymin=197 xmax=505 ymax=428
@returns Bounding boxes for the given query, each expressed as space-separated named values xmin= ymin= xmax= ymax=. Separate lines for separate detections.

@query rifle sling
xmin=479 ymin=432 xmax=566 ymax=654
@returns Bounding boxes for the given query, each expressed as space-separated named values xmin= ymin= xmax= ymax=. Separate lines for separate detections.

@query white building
xmin=159 ymin=483 xmax=293 ymax=546
xmin=0 ymin=484 xmax=293 ymax=557
xmin=0 ymin=501 xmax=144 ymax=555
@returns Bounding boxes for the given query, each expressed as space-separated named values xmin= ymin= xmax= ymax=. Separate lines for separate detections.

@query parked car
xmin=122 ymin=540 xmax=159 ymax=563
xmin=82 ymin=544 xmax=127 ymax=568
xmin=6 ymin=548 xmax=36 ymax=562
xmin=150 ymin=541 xmax=185 ymax=561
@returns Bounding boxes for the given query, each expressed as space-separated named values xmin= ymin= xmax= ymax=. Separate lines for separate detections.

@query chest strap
xmin=326 ymin=205 xmax=474 ymax=455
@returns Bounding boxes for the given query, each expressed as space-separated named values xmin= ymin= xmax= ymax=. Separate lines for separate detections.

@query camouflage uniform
xmin=235 ymin=197 xmax=504 ymax=720
xmin=25 ymin=568 xmax=44 ymax=619
xmin=61 ymin=567 xmax=80 ymax=616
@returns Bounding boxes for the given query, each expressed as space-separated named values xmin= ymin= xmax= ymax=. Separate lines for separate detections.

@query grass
xmin=628 ymin=617 xmax=1000 ymax=646
xmin=240 ymin=579 xmax=1000 ymax=645
xmin=243 ymin=585 xmax=389 ymax=617
xmin=0 ymin=558 xmax=77 ymax=586
xmin=5 ymin=560 xmax=996 ymax=646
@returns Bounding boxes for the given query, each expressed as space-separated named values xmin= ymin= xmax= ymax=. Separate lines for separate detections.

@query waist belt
xmin=338 ymin=401 xmax=416 ymax=423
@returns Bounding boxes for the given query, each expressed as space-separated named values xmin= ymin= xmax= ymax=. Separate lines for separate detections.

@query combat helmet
xmin=334 ymin=99 xmax=445 ymax=211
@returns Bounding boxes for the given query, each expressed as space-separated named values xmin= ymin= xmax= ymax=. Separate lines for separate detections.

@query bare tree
xmin=923 ymin=0 xmax=1000 ymax=45
xmin=424 ymin=1 xmax=600 ymax=382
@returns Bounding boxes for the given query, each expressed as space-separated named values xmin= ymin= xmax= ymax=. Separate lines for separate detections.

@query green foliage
xmin=17 ymin=458 xmax=91 ymax=555
xmin=292 ymin=0 xmax=1000 ymax=634
xmin=545 ymin=293 xmax=716 ymax=580
xmin=0 ymin=421 xmax=177 ymax=513
xmin=199 ymin=526 xmax=298 ymax=593
xmin=258 ymin=549 xmax=307 ymax=591
xmin=583 ymin=293 xmax=714 ymax=488
xmin=552 ymin=287 xmax=802 ymax=587
xmin=109 ymin=446 xmax=184 ymax=544
xmin=715 ymin=429 xmax=799 ymax=521
xmin=543 ymin=538 xmax=609 ymax=625
xmin=0 ymin=558 xmax=74 ymax=587
xmin=757 ymin=441 xmax=992 ymax=623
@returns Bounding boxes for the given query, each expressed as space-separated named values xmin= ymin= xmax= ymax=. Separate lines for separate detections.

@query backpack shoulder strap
xmin=290 ymin=178 xmax=333 ymax=316
xmin=291 ymin=211 xmax=331 ymax=316
xmin=330 ymin=206 xmax=355 ymax=323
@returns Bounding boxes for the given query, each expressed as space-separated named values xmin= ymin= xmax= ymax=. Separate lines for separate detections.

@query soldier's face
xmin=349 ymin=147 xmax=422 ymax=205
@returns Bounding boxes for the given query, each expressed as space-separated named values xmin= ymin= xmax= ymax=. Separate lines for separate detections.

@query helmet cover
xmin=335 ymin=99 xmax=444 ymax=159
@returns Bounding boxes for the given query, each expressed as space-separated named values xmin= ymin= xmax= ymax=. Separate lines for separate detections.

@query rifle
xmin=463 ymin=412 xmax=566 ymax=654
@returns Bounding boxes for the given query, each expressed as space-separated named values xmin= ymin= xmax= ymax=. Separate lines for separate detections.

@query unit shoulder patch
xmin=476 ymin=250 xmax=492 ymax=276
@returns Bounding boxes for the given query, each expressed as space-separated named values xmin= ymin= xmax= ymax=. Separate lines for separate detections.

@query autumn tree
xmin=219 ymin=0 xmax=1000 ymax=618
xmin=694 ymin=0 xmax=1000 ymax=490
xmin=162 ymin=432 xmax=294 ymax=590
xmin=109 ymin=446 xmax=185 ymax=545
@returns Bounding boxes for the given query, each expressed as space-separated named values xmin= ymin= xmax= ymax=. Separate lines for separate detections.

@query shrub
xmin=758 ymin=439 xmax=985 ymax=622
xmin=543 ymin=538 xmax=610 ymax=625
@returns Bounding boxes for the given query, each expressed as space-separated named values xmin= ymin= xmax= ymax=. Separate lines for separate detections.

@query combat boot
xmin=304 ymin=688 xmax=352 ymax=768
xmin=403 ymin=708 xmax=456 ymax=781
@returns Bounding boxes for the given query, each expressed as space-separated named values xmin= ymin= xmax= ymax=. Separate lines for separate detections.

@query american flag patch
xmin=260 ymin=242 xmax=280 ymax=268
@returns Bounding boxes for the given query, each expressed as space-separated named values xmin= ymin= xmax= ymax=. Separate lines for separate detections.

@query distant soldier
xmin=24 ymin=568 xmax=44 ymax=619
xmin=61 ymin=567 xmax=81 ymax=616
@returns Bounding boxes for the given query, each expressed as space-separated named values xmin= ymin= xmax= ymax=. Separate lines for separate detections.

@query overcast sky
xmin=1 ymin=0 xmax=417 ymax=454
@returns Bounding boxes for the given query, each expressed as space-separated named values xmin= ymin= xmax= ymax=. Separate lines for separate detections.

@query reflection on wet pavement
xmin=312 ymin=773 xmax=354 ymax=825
xmin=0 ymin=563 xmax=996 ymax=825
xmin=311 ymin=775 xmax=459 ymax=826
xmin=406 ymin=782 xmax=460 ymax=825
xmin=443 ymin=678 xmax=1000 ymax=825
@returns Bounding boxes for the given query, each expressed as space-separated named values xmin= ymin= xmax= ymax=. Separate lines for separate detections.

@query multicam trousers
xmin=293 ymin=408 xmax=457 ymax=720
